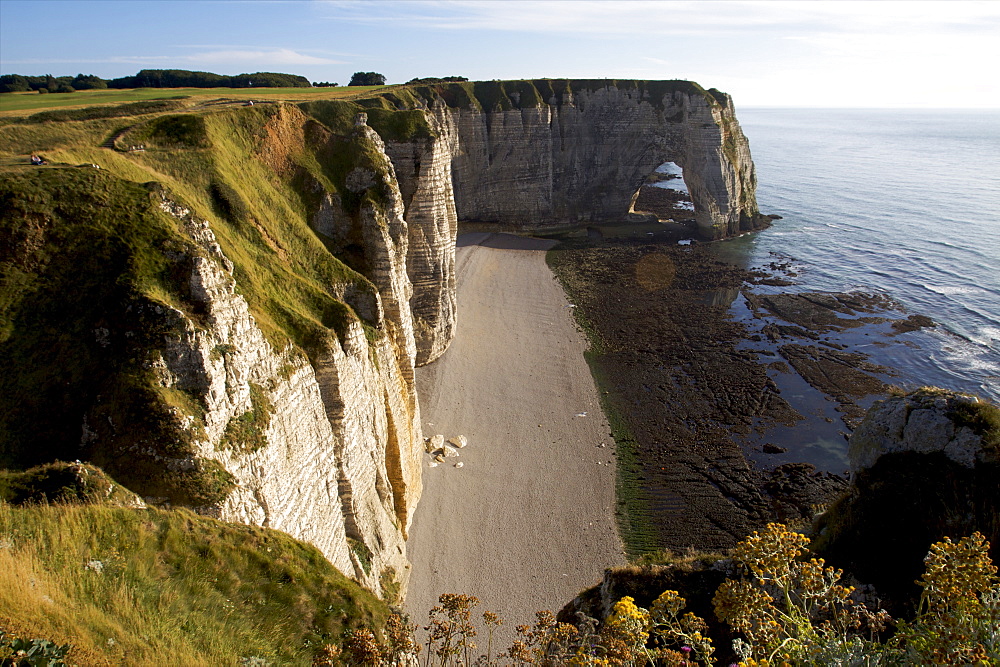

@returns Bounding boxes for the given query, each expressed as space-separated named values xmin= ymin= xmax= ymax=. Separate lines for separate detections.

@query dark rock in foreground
xmin=815 ymin=387 xmax=1000 ymax=611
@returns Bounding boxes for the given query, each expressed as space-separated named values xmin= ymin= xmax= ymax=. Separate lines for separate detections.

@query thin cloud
xmin=4 ymin=48 xmax=343 ymax=68
xmin=190 ymin=48 xmax=342 ymax=66
xmin=317 ymin=0 xmax=1000 ymax=38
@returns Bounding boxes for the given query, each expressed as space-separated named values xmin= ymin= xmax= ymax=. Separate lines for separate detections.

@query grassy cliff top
xmin=0 ymin=98 xmax=386 ymax=500
xmin=1 ymin=78 xmax=726 ymax=125
xmin=0 ymin=84 xmax=392 ymax=118
xmin=333 ymin=78 xmax=724 ymax=116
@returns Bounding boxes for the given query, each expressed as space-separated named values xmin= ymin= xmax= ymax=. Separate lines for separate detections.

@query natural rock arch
xmin=379 ymin=80 xmax=770 ymax=364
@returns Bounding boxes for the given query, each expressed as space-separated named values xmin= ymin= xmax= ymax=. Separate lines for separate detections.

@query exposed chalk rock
xmin=849 ymin=389 xmax=991 ymax=470
xmin=376 ymin=80 xmax=767 ymax=364
xmin=153 ymin=197 xmax=420 ymax=599
xmin=426 ymin=434 xmax=445 ymax=453
xmin=448 ymin=435 xmax=468 ymax=449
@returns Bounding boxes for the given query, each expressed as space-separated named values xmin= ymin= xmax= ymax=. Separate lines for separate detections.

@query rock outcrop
xmin=815 ymin=388 xmax=1000 ymax=608
xmin=386 ymin=80 xmax=765 ymax=239
xmin=381 ymin=108 xmax=460 ymax=366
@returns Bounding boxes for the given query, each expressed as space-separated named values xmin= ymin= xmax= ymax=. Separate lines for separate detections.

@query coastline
xmin=545 ymin=220 xmax=943 ymax=556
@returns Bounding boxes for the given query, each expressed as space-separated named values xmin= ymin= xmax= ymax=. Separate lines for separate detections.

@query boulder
xmin=426 ymin=434 xmax=445 ymax=454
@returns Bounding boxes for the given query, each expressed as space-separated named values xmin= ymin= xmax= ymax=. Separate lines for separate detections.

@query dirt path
xmin=405 ymin=233 xmax=626 ymax=640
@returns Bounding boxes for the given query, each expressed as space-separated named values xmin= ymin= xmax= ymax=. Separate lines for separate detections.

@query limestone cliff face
xmin=371 ymin=80 xmax=766 ymax=361
xmin=386 ymin=81 xmax=766 ymax=241
xmin=379 ymin=112 xmax=459 ymax=367
xmin=152 ymin=184 xmax=419 ymax=597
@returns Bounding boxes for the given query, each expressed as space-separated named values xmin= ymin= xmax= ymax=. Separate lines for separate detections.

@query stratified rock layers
xmin=380 ymin=80 xmax=767 ymax=363
xmin=153 ymin=196 xmax=418 ymax=598
xmin=0 ymin=80 xmax=764 ymax=602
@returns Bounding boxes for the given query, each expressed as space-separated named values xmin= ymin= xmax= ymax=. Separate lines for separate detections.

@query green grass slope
xmin=0 ymin=98 xmax=402 ymax=503
xmin=0 ymin=465 xmax=389 ymax=665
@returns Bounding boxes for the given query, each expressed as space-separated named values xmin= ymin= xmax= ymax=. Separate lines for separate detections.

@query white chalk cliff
xmin=145 ymin=81 xmax=767 ymax=596
xmin=373 ymin=79 xmax=767 ymax=363
xmin=7 ymin=80 xmax=765 ymax=601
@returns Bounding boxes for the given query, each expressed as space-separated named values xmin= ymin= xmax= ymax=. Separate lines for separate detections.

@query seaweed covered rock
xmin=814 ymin=387 xmax=1000 ymax=610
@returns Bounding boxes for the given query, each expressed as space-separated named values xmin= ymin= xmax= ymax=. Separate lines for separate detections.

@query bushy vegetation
xmin=405 ymin=76 xmax=469 ymax=85
xmin=329 ymin=524 xmax=999 ymax=665
xmin=349 ymin=72 xmax=387 ymax=87
xmin=0 ymin=497 xmax=390 ymax=665
xmin=0 ymin=73 xmax=100 ymax=94
xmin=109 ymin=69 xmax=312 ymax=89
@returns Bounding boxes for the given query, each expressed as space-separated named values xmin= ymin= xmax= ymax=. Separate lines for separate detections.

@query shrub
xmin=893 ymin=532 xmax=1000 ymax=663
xmin=0 ymin=74 xmax=31 ymax=93
xmin=713 ymin=523 xmax=889 ymax=665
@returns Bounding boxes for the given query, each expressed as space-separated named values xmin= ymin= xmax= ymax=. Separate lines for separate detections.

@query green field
xmin=0 ymin=85 xmax=392 ymax=116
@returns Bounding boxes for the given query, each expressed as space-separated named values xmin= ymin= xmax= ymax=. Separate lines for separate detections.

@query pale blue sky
xmin=2 ymin=0 xmax=998 ymax=107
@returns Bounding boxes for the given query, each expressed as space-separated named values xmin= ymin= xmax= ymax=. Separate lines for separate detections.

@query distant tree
xmin=229 ymin=72 xmax=311 ymax=88
xmin=71 ymin=74 xmax=107 ymax=90
xmin=107 ymin=74 xmax=138 ymax=89
xmin=312 ymin=81 xmax=339 ymax=88
xmin=0 ymin=74 xmax=31 ymax=93
xmin=349 ymin=71 xmax=386 ymax=86
xmin=406 ymin=76 xmax=468 ymax=85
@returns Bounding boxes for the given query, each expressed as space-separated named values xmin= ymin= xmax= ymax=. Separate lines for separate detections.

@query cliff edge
xmin=308 ymin=79 xmax=768 ymax=364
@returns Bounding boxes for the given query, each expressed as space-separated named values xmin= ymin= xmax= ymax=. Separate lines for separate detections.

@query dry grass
xmin=0 ymin=499 xmax=388 ymax=665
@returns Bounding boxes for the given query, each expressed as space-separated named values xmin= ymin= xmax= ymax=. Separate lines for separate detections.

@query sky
xmin=1 ymin=0 xmax=999 ymax=108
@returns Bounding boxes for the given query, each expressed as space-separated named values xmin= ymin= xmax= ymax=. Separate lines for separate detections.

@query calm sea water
xmin=721 ymin=108 xmax=1000 ymax=404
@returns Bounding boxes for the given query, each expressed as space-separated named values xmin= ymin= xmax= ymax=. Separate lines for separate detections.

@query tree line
xmin=0 ymin=70 xmax=468 ymax=94
xmin=0 ymin=69 xmax=313 ymax=93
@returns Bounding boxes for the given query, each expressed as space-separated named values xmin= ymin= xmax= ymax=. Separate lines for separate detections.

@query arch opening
xmin=629 ymin=161 xmax=697 ymax=230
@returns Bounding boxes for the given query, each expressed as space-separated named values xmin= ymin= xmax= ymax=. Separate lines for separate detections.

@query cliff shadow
xmin=456 ymin=232 xmax=556 ymax=252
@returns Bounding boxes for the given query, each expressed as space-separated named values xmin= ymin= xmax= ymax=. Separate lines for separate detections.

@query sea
xmin=723 ymin=108 xmax=1000 ymax=402
xmin=661 ymin=108 xmax=1000 ymax=472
